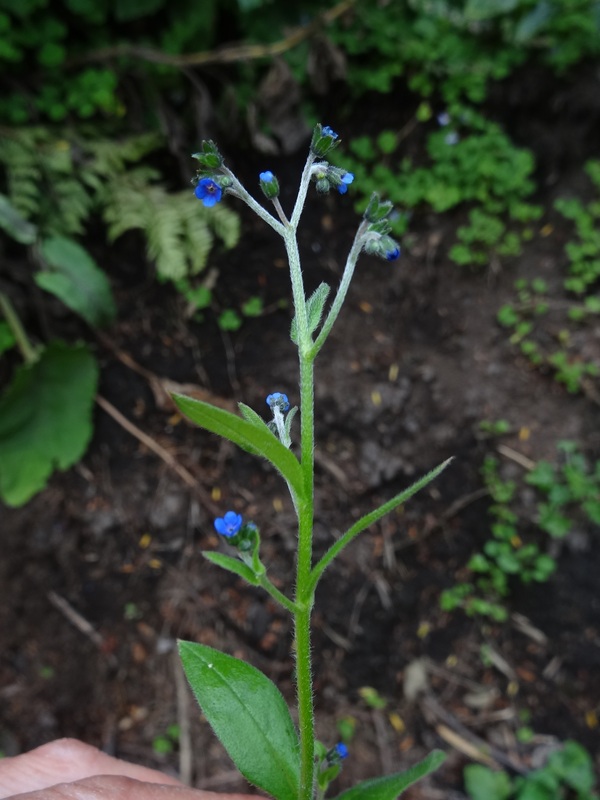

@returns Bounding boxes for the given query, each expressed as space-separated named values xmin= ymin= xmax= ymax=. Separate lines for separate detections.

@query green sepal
xmin=172 ymin=393 xmax=305 ymax=500
xmin=333 ymin=750 xmax=446 ymax=800
xmin=202 ymin=551 xmax=260 ymax=586
xmin=291 ymin=282 xmax=330 ymax=343
xmin=178 ymin=641 xmax=301 ymax=800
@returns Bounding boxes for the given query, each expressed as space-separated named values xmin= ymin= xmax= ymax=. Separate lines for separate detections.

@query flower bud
xmin=192 ymin=139 xmax=224 ymax=172
xmin=259 ymin=170 xmax=280 ymax=200
xmin=311 ymin=124 xmax=340 ymax=157
xmin=364 ymin=193 xmax=394 ymax=223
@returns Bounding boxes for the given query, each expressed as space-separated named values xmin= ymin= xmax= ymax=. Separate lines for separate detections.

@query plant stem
xmin=223 ymin=169 xmax=286 ymax=236
xmin=257 ymin=574 xmax=299 ymax=615
xmin=311 ymin=219 xmax=368 ymax=358
xmin=295 ymin=354 xmax=316 ymax=799
xmin=0 ymin=291 xmax=37 ymax=365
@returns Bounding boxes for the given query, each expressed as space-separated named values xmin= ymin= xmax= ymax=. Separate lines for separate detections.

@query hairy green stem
xmin=311 ymin=219 xmax=368 ymax=358
xmin=257 ymin=574 xmax=299 ymax=615
xmin=224 ymin=169 xmax=286 ymax=236
xmin=0 ymin=290 xmax=37 ymax=365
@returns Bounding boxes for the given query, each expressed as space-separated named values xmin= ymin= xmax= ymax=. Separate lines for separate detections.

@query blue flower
xmin=386 ymin=246 xmax=401 ymax=261
xmin=260 ymin=171 xmax=275 ymax=182
xmin=444 ymin=131 xmax=459 ymax=146
xmin=335 ymin=743 xmax=349 ymax=760
xmin=266 ymin=392 xmax=290 ymax=412
xmin=321 ymin=126 xmax=338 ymax=140
xmin=195 ymin=178 xmax=222 ymax=207
xmin=338 ymin=172 xmax=354 ymax=195
xmin=437 ymin=111 xmax=451 ymax=126
xmin=214 ymin=511 xmax=243 ymax=537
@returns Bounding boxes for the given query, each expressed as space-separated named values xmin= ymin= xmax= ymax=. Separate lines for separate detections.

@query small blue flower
xmin=386 ymin=246 xmax=401 ymax=261
xmin=444 ymin=131 xmax=459 ymax=146
xmin=266 ymin=392 xmax=290 ymax=412
xmin=338 ymin=172 xmax=354 ymax=195
xmin=321 ymin=126 xmax=338 ymax=140
xmin=260 ymin=171 xmax=275 ymax=182
xmin=214 ymin=511 xmax=243 ymax=537
xmin=335 ymin=743 xmax=349 ymax=760
xmin=437 ymin=111 xmax=451 ymax=127
xmin=195 ymin=178 xmax=222 ymax=207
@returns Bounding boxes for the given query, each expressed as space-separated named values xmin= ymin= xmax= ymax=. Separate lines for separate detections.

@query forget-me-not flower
xmin=266 ymin=392 xmax=290 ymax=412
xmin=338 ymin=173 xmax=354 ymax=195
xmin=214 ymin=511 xmax=243 ymax=537
xmin=195 ymin=178 xmax=222 ymax=207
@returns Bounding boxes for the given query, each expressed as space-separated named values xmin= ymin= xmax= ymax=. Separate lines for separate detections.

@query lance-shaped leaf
xmin=291 ymin=282 xmax=330 ymax=343
xmin=179 ymin=641 xmax=300 ymax=800
xmin=333 ymin=750 xmax=446 ymax=800
xmin=172 ymin=393 xmax=305 ymax=500
xmin=202 ymin=551 xmax=260 ymax=586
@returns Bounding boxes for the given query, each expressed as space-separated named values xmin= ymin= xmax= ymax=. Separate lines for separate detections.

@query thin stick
xmin=66 ymin=0 xmax=356 ymax=69
xmin=174 ymin=652 xmax=193 ymax=786
xmin=95 ymin=395 xmax=220 ymax=515
xmin=47 ymin=590 xmax=116 ymax=665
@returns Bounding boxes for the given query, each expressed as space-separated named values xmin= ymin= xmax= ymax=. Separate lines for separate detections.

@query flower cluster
xmin=361 ymin=194 xmax=401 ymax=262
xmin=266 ymin=392 xmax=290 ymax=412
xmin=313 ymin=164 xmax=354 ymax=196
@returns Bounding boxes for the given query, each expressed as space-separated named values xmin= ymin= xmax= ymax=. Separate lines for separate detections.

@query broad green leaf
xmin=334 ymin=750 xmax=446 ymax=800
xmin=178 ymin=641 xmax=300 ymax=800
xmin=514 ymin=2 xmax=553 ymax=43
xmin=172 ymin=393 xmax=305 ymax=500
xmin=202 ymin=551 xmax=260 ymax=585
xmin=464 ymin=764 xmax=512 ymax=800
xmin=0 ymin=193 xmax=37 ymax=244
xmin=291 ymin=282 xmax=330 ymax=343
xmin=36 ymin=237 xmax=116 ymax=328
xmin=0 ymin=341 xmax=98 ymax=507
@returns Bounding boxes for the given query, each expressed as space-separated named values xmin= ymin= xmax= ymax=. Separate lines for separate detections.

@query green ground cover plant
xmin=331 ymin=106 xmax=541 ymax=268
xmin=497 ymin=162 xmax=600 ymax=395
xmin=441 ymin=441 xmax=600 ymax=622
xmin=465 ymin=739 xmax=597 ymax=800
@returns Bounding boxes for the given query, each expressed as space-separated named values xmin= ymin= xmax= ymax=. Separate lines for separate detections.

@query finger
xmin=0 ymin=739 xmax=184 ymax=797
xmin=2 ymin=774 xmax=210 ymax=800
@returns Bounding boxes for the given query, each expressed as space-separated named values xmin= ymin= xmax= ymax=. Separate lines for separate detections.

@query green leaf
xmin=202 ymin=551 xmax=260 ymax=585
xmin=238 ymin=401 xmax=273 ymax=434
xmin=0 ymin=341 xmax=98 ymax=507
xmin=0 ymin=321 xmax=16 ymax=356
xmin=0 ymin=193 xmax=37 ymax=244
xmin=36 ymin=237 xmax=116 ymax=328
xmin=172 ymin=393 xmax=305 ymax=500
xmin=514 ymin=2 xmax=553 ymax=44
xmin=464 ymin=764 xmax=513 ymax=800
xmin=291 ymin=282 xmax=330 ymax=344
xmin=178 ymin=641 xmax=300 ymax=800
xmin=334 ymin=750 xmax=446 ymax=800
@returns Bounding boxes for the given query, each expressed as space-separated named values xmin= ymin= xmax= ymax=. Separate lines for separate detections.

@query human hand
xmin=0 ymin=738 xmax=253 ymax=800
